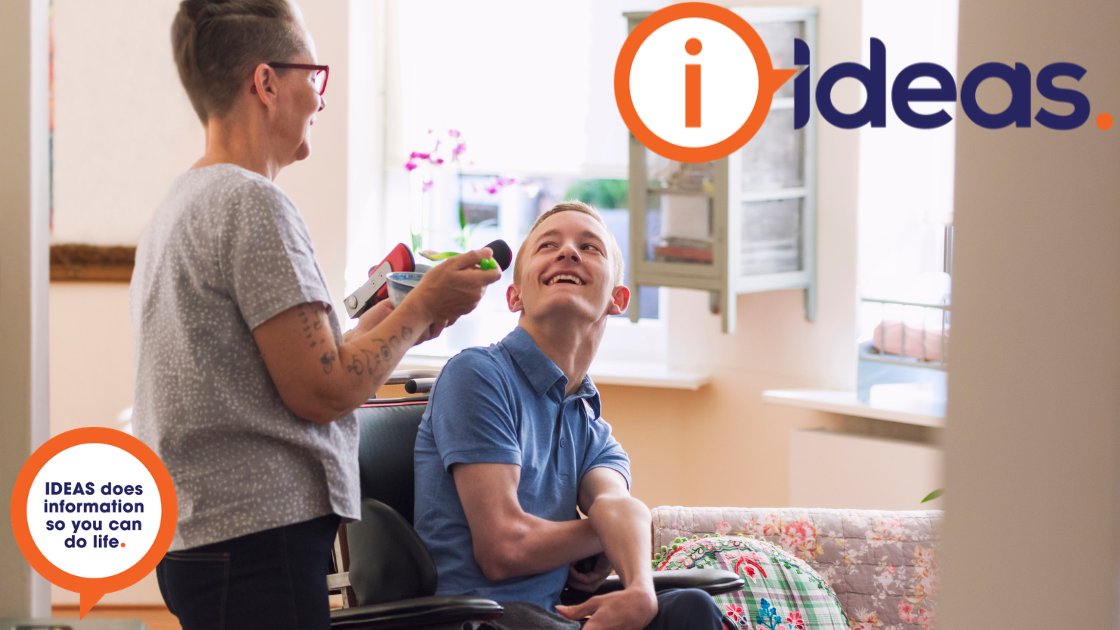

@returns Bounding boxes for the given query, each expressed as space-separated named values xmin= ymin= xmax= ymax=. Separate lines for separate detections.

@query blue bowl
xmin=387 ymin=271 xmax=426 ymax=306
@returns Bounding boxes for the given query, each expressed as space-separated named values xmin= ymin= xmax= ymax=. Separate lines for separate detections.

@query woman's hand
xmin=253 ymin=249 xmax=499 ymax=425
xmin=407 ymin=248 xmax=503 ymax=322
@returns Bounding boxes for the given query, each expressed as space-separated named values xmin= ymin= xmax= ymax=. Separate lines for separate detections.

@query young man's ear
xmin=507 ymin=283 xmax=524 ymax=313
xmin=607 ymin=285 xmax=630 ymax=316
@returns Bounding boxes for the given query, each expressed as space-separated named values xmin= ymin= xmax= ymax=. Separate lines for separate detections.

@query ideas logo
xmin=615 ymin=2 xmax=1112 ymax=163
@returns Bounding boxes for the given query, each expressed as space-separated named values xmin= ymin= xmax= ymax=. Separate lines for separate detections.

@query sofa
xmin=650 ymin=507 xmax=942 ymax=630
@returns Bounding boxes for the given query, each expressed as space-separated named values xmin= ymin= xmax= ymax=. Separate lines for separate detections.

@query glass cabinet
xmin=624 ymin=7 xmax=818 ymax=333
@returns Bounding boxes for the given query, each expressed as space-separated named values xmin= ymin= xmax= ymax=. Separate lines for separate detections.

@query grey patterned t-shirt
xmin=131 ymin=163 xmax=358 ymax=551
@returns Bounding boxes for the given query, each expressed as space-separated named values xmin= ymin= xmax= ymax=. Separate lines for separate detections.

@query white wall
xmin=51 ymin=2 xmax=202 ymax=245
xmin=940 ymin=0 xmax=1120 ymax=627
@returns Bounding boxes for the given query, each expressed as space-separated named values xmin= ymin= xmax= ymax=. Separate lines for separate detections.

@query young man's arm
xmin=452 ymin=462 xmax=605 ymax=581
xmin=556 ymin=467 xmax=658 ymax=630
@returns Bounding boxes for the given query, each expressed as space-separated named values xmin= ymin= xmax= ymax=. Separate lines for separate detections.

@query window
xmin=355 ymin=0 xmax=668 ymax=362
xmin=858 ymin=0 xmax=958 ymax=316
xmin=856 ymin=0 xmax=958 ymax=405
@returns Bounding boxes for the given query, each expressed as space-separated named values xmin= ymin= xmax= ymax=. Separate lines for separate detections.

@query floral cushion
xmin=650 ymin=507 xmax=942 ymax=630
xmin=655 ymin=534 xmax=848 ymax=630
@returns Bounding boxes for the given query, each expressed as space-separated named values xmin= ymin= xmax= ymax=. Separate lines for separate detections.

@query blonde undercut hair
xmin=513 ymin=200 xmax=625 ymax=287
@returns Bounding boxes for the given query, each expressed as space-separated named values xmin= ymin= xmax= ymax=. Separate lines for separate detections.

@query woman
xmin=129 ymin=1 xmax=501 ymax=628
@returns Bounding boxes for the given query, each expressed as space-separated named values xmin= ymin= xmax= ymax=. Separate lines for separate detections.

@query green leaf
xmin=921 ymin=488 xmax=944 ymax=504
xmin=562 ymin=179 xmax=629 ymax=210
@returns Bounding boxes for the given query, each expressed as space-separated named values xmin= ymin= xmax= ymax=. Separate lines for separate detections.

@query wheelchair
xmin=328 ymin=371 xmax=742 ymax=629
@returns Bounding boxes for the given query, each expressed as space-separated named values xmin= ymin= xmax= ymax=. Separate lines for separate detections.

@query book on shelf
xmin=652 ymin=236 xmax=713 ymax=263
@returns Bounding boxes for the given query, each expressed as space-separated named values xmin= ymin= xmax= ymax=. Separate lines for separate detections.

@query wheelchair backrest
xmin=354 ymin=400 xmax=427 ymax=525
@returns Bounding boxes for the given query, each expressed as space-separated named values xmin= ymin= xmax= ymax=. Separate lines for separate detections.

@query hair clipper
xmin=343 ymin=243 xmax=415 ymax=318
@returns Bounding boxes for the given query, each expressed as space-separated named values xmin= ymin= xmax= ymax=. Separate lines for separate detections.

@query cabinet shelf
xmin=625 ymin=7 xmax=819 ymax=333
xmin=647 ymin=187 xmax=714 ymax=198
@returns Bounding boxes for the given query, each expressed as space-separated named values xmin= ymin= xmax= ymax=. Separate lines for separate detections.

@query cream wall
xmin=599 ymin=0 xmax=864 ymax=510
xmin=940 ymin=0 xmax=1120 ymax=627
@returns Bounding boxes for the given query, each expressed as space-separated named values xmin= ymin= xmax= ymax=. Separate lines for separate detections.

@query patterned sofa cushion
xmin=650 ymin=507 xmax=942 ymax=630
xmin=656 ymin=534 xmax=849 ymax=630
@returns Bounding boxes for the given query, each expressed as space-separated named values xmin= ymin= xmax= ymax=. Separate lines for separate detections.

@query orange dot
xmin=685 ymin=38 xmax=702 ymax=56
xmin=1097 ymin=113 xmax=1113 ymax=130
xmin=120 ymin=542 xmax=126 ymax=547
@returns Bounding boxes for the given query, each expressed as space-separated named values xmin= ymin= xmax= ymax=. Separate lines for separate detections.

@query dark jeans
xmin=646 ymin=588 xmax=726 ymax=630
xmin=156 ymin=514 xmax=341 ymax=630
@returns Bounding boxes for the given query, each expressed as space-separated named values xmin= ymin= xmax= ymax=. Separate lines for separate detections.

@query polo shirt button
xmin=560 ymin=438 xmax=567 ymax=448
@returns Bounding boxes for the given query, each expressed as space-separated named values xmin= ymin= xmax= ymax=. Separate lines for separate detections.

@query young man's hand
xmin=344 ymin=299 xmax=395 ymax=342
xmin=556 ymin=586 xmax=658 ymax=630
xmin=566 ymin=553 xmax=613 ymax=592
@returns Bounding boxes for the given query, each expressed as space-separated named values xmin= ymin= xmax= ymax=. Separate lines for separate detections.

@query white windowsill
xmin=400 ymin=354 xmax=710 ymax=390
xmin=761 ymin=389 xmax=945 ymax=428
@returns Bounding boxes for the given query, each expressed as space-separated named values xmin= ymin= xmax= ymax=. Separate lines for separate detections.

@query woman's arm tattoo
xmin=339 ymin=325 xmax=410 ymax=380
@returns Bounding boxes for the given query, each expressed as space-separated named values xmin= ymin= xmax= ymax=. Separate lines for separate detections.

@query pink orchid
xmin=452 ymin=142 xmax=467 ymax=159
xmin=409 ymin=151 xmax=431 ymax=160
xmin=485 ymin=187 xmax=498 ymax=194
xmin=448 ymin=129 xmax=461 ymax=138
xmin=404 ymin=161 xmax=418 ymax=172
xmin=421 ymin=180 xmax=434 ymax=192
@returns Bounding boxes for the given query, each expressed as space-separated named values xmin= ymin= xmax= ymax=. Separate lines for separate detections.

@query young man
xmin=413 ymin=202 xmax=724 ymax=630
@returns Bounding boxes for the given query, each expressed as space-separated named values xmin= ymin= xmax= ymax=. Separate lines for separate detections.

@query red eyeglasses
xmin=267 ymin=62 xmax=330 ymax=96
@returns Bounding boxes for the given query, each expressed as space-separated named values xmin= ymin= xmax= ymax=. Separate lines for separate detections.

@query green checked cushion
xmin=654 ymin=534 xmax=847 ymax=630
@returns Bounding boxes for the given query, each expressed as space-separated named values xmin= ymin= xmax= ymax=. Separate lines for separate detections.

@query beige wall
xmin=600 ymin=0 xmax=865 ymax=510
xmin=940 ymin=0 xmax=1120 ymax=627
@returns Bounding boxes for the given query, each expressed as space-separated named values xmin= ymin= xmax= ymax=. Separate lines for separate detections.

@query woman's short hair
xmin=513 ymin=201 xmax=626 ymax=288
xmin=172 ymin=0 xmax=305 ymax=123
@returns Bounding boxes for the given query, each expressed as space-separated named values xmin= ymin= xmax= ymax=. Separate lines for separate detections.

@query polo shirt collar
xmin=501 ymin=327 xmax=602 ymax=417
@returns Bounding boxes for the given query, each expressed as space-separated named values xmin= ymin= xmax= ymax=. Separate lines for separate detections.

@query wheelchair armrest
xmin=560 ymin=569 xmax=744 ymax=606
xmin=330 ymin=595 xmax=502 ymax=630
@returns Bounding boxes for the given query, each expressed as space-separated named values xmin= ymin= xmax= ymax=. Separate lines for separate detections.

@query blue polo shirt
xmin=413 ymin=326 xmax=631 ymax=611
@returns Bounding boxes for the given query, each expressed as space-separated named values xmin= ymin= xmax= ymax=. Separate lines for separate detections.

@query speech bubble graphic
xmin=10 ymin=427 xmax=177 ymax=618
xmin=615 ymin=2 xmax=798 ymax=163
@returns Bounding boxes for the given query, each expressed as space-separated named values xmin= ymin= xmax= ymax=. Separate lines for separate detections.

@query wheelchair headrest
xmin=354 ymin=400 xmax=427 ymax=524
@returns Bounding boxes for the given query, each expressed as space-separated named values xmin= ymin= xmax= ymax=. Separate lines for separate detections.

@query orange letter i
xmin=685 ymin=37 xmax=703 ymax=128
